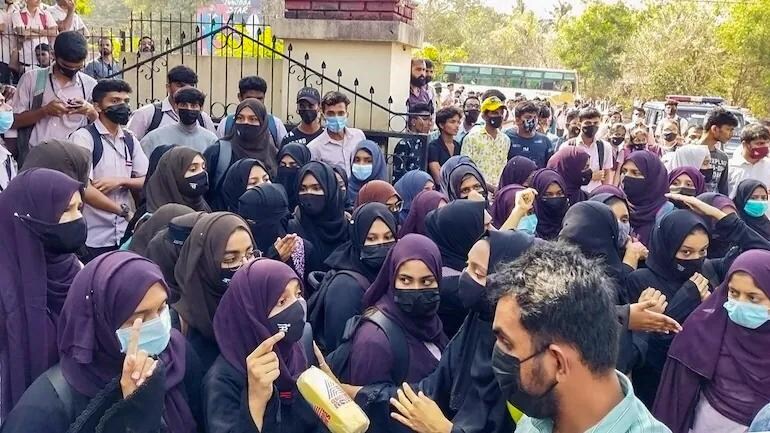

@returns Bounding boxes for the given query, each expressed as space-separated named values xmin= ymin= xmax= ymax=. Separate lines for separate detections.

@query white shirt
xmin=728 ymin=151 xmax=770 ymax=199
xmin=45 ymin=4 xmax=87 ymax=33
xmin=126 ymin=96 xmax=217 ymax=140
xmin=70 ymin=120 xmax=149 ymax=248
xmin=0 ymin=144 xmax=16 ymax=191
xmin=0 ymin=4 xmax=19 ymax=65
xmin=573 ymin=136 xmax=614 ymax=193
xmin=11 ymin=7 xmax=56 ymax=65
xmin=307 ymin=127 xmax=366 ymax=174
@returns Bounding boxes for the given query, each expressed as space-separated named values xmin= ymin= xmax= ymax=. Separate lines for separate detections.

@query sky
xmin=481 ymin=0 xmax=644 ymax=17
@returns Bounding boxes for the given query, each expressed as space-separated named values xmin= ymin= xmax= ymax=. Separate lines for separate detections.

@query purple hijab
xmin=58 ymin=251 xmax=195 ymax=433
xmin=491 ymin=184 xmax=525 ymax=228
xmin=361 ymin=234 xmax=448 ymax=345
xmin=546 ymin=146 xmax=589 ymax=206
xmin=654 ymin=250 xmax=770 ymax=432
xmin=668 ymin=166 xmax=706 ymax=196
xmin=398 ymin=190 xmax=447 ymax=237
xmin=498 ymin=156 xmax=537 ymax=189
xmin=530 ymin=169 xmax=568 ymax=240
xmin=589 ymin=184 xmax=628 ymax=202
xmin=625 ymin=151 xmax=669 ymax=246
xmin=0 ymin=168 xmax=82 ymax=417
xmin=214 ymin=259 xmax=307 ymax=394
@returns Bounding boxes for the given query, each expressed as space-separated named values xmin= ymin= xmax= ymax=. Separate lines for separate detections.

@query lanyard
xmin=49 ymin=73 xmax=87 ymax=102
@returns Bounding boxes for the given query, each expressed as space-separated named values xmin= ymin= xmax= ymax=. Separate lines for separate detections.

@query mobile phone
xmin=67 ymin=99 xmax=83 ymax=108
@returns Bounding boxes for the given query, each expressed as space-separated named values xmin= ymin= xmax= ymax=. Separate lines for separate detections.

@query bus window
xmin=525 ymin=71 xmax=543 ymax=90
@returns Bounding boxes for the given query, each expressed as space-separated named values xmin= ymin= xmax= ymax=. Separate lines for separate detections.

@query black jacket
xmin=203 ymin=356 xmax=327 ymax=433
xmin=319 ymin=272 xmax=370 ymax=353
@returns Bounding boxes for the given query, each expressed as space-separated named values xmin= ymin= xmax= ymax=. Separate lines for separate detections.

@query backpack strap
xmin=267 ymin=115 xmax=278 ymax=144
xmin=86 ymin=123 xmax=104 ymax=167
xmin=123 ymin=130 xmax=135 ymax=159
xmin=307 ymin=270 xmax=370 ymax=352
xmin=365 ymin=310 xmax=409 ymax=384
xmin=197 ymin=113 xmax=204 ymax=127
xmin=45 ymin=365 xmax=76 ymax=422
xmin=213 ymin=140 xmax=232 ymax=189
xmin=596 ymin=138 xmax=605 ymax=170
xmin=31 ymin=67 xmax=47 ymax=110
xmin=224 ymin=114 xmax=234 ymax=136
xmin=147 ymin=102 xmax=164 ymax=134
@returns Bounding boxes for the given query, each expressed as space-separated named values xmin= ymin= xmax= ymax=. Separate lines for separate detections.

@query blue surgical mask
xmin=0 ymin=111 xmax=13 ymax=133
xmin=115 ymin=306 xmax=172 ymax=355
xmin=617 ymin=220 xmax=631 ymax=249
xmin=744 ymin=199 xmax=769 ymax=218
xmin=516 ymin=213 xmax=538 ymax=235
xmin=351 ymin=163 xmax=373 ymax=181
xmin=724 ymin=299 xmax=770 ymax=329
xmin=326 ymin=115 xmax=347 ymax=133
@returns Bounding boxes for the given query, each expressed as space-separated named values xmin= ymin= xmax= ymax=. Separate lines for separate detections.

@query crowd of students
xmin=1 ymin=39 xmax=770 ymax=433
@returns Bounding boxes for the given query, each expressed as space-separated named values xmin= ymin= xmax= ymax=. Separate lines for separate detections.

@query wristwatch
xmin=118 ymin=204 xmax=130 ymax=218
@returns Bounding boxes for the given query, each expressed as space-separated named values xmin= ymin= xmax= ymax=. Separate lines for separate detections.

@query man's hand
xmin=92 ymin=177 xmax=124 ymax=195
xmin=628 ymin=300 xmax=682 ymax=334
xmin=390 ymin=383 xmax=453 ymax=433
xmin=44 ymin=100 xmax=70 ymax=118
xmin=69 ymin=100 xmax=99 ymax=122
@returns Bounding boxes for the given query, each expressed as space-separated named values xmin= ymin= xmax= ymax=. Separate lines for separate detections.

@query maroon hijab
xmin=546 ymin=146 xmax=589 ymax=206
xmin=397 ymin=190 xmax=447 ymax=237
xmin=624 ymin=151 xmax=669 ymax=246
xmin=0 ymin=168 xmax=82 ymax=417
xmin=668 ymin=166 xmax=706 ymax=196
xmin=491 ymin=184 xmax=525 ymax=228
xmin=498 ymin=156 xmax=537 ymax=189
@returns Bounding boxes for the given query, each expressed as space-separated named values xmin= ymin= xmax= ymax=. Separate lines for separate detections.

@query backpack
xmin=326 ymin=308 xmax=410 ymax=385
xmin=20 ymin=10 xmax=48 ymax=29
xmin=306 ymin=270 xmax=370 ymax=352
xmin=84 ymin=123 xmax=136 ymax=167
xmin=224 ymin=113 xmax=279 ymax=145
xmin=14 ymin=68 xmax=47 ymax=166
xmin=566 ymin=137 xmax=605 ymax=169
xmin=147 ymin=101 xmax=204 ymax=134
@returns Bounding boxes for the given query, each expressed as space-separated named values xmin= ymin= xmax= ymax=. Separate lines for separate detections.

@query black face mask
xmin=663 ymin=132 xmax=677 ymax=142
xmin=540 ymin=196 xmax=569 ymax=217
xmin=180 ymin=171 xmax=209 ymax=197
xmin=487 ymin=116 xmax=503 ymax=129
xmin=581 ymin=125 xmax=599 ymax=138
xmin=178 ymin=108 xmax=200 ymax=126
xmin=220 ymin=267 xmax=237 ymax=288
xmin=568 ymin=126 xmax=580 ymax=138
xmin=277 ymin=166 xmax=300 ymax=187
xmin=268 ymin=300 xmax=306 ymax=344
xmin=610 ymin=137 xmax=625 ymax=147
xmin=674 ymin=256 xmax=705 ymax=280
xmin=298 ymin=109 xmax=318 ymax=125
xmin=458 ymin=270 xmax=493 ymax=320
xmin=299 ymin=193 xmax=326 ymax=215
xmin=56 ymin=63 xmax=79 ymax=78
xmin=394 ymin=288 xmax=440 ymax=317
xmin=622 ymin=176 xmax=646 ymax=203
xmin=492 ymin=345 xmax=558 ymax=420
xmin=670 ymin=186 xmax=697 ymax=197
xmin=410 ymin=75 xmax=426 ymax=87
xmin=700 ymin=168 xmax=714 ymax=183
xmin=580 ymin=169 xmax=592 ymax=186
xmin=631 ymin=142 xmax=646 ymax=151
xmin=235 ymin=123 xmax=261 ymax=142
xmin=21 ymin=216 xmax=87 ymax=254
xmin=360 ymin=242 xmax=393 ymax=270
xmin=104 ymin=103 xmax=131 ymax=125
xmin=464 ymin=110 xmax=480 ymax=124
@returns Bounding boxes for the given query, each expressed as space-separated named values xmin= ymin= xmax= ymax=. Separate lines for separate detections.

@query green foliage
xmin=75 ymin=0 xmax=92 ymax=16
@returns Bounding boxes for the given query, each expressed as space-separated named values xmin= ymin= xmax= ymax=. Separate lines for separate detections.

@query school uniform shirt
xmin=307 ymin=127 xmax=366 ymax=175
xmin=127 ymin=96 xmax=217 ymax=140
xmin=70 ymin=120 xmax=149 ymax=248
xmin=12 ymin=67 xmax=97 ymax=147
xmin=514 ymin=372 xmax=671 ymax=433
xmin=727 ymin=152 xmax=770 ymax=200
xmin=215 ymin=112 xmax=288 ymax=143
xmin=280 ymin=126 xmax=323 ymax=147
xmin=45 ymin=4 xmax=88 ymax=33
xmin=460 ymin=128 xmax=510 ymax=186
xmin=505 ymin=130 xmax=553 ymax=168
xmin=0 ymin=144 xmax=16 ymax=191
xmin=0 ymin=4 xmax=19 ymax=66
xmin=10 ymin=7 xmax=56 ymax=66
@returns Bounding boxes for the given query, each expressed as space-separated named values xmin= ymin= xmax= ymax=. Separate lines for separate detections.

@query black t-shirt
xmin=427 ymin=137 xmax=461 ymax=166
xmin=505 ymin=130 xmax=553 ymax=168
xmin=280 ymin=126 xmax=323 ymax=148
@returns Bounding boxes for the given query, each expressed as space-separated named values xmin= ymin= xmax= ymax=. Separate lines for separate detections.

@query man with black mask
xmin=70 ymin=79 xmax=148 ymax=263
xmin=561 ymin=107 xmax=613 ymax=194
xmin=461 ymin=95 xmax=511 ymax=186
xmin=489 ymin=241 xmax=670 ymax=432
xmin=506 ymin=100 xmax=554 ymax=168
xmin=458 ymin=95 xmax=482 ymax=144
xmin=139 ymin=87 xmax=217 ymax=155
xmin=281 ymin=87 xmax=323 ymax=148
xmin=407 ymin=58 xmax=432 ymax=111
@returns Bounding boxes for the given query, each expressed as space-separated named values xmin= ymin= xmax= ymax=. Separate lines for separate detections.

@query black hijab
xmin=237 ymin=183 xmax=291 ymax=254
xmin=293 ymin=161 xmax=349 ymax=259
xmin=145 ymin=147 xmax=211 ymax=212
xmin=559 ymin=201 xmax=623 ymax=281
xmin=224 ymin=98 xmax=277 ymax=177
xmin=218 ymin=158 xmax=268 ymax=212
xmin=424 ymin=200 xmax=486 ymax=271
xmin=276 ymin=144 xmax=312 ymax=211
xmin=325 ymin=202 xmax=398 ymax=281
xmin=733 ymin=179 xmax=770 ymax=240
xmin=646 ymin=209 xmax=709 ymax=284
xmin=21 ymin=139 xmax=90 ymax=185
xmin=447 ymin=163 xmax=487 ymax=201
xmin=127 ymin=203 xmax=194 ymax=256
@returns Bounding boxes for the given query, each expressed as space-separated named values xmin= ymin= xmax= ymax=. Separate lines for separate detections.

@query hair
xmin=609 ymin=122 xmax=627 ymax=135
xmin=238 ymin=75 xmax=267 ymax=95
xmin=463 ymin=96 xmax=480 ymax=109
xmin=704 ymin=107 xmax=739 ymax=131
xmin=565 ymin=109 xmax=580 ymax=124
xmin=514 ymin=101 xmax=538 ymax=119
xmin=34 ymin=43 xmax=50 ymax=53
xmin=537 ymin=103 xmax=552 ymax=119
xmin=53 ymin=31 xmax=88 ymax=62
xmin=436 ymin=106 xmax=462 ymax=129
xmin=741 ymin=123 xmax=770 ymax=143
xmin=408 ymin=103 xmax=434 ymax=125
xmin=481 ymin=89 xmax=507 ymax=103
xmin=411 ymin=58 xmax=426 ymax=67
xmin=685 ymin=125 xmax=704 ymax=136
xmin=424 ymin=59 xmax=434 ymax=69
xmin=578 ymin=107 xmax=602 ymax=122
xmin=489 ymin=241 xmax=619 ymax=374
xmin=630 ymin=125 xmax=648 ymax=140
xmin=321 ymin=91 xmax=350 ymax=110
xmin=634 ymin=107 xmax=645 ymax=116
xmin=166 ymin=65 xmax=198 ymax=86
xmin=661 ymin=119 xmax=681 ymax=135
xmin=664 ymin=99 xmax=678 ymax=107
xmin=92 ymin=79 xmax=132 ymax=104
xmin=173 ymin=87 xmax=206 ymax=106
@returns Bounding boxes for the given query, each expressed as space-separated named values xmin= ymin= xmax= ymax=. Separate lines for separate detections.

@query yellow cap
xmin=481 ymin=96 xmax=505 ymax=113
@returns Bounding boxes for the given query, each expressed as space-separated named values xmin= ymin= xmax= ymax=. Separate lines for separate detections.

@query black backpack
xmin=306 ymin=269 xmax=370 ymax=352
xmin=326 ymin=308 xmax=410 ymax=385
xmin=84 ymin=123 xmax=136 ymax=167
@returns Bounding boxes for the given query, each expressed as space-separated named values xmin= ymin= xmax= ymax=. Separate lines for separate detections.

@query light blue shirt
xmin=515 ymin=371 xmax=672 ymax=433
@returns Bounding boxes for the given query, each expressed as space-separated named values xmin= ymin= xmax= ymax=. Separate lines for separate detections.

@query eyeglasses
xmin=222 ymin=249 xmax=261 ymax=269
xmin=388 ymin=201 xmax=404 ymax=213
